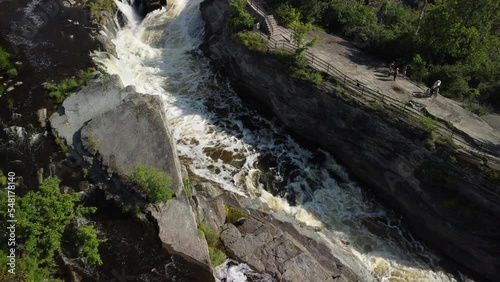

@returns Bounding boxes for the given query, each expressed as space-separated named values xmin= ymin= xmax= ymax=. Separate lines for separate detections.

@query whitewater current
xmin=94 ymin=0 xmax=471 ymax=281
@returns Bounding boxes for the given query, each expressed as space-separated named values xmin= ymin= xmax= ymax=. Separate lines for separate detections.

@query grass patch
xmin=225 ymin=205 xmax=248 ymax=224
xmin=235 ymin=32 xmax=267 ymax=52
xmin=88 ymin=130 xmax=99 ymax=151
xmin=52 ymin=130 xmax=68 ymax=154
xmin=208 ymin=247 xmax=226 ymax=267
xmin=183 ymin=177 xmax=192 ymax=197
xmin=44 ymin=68 xmax=97 ymax=104
xmin=198 ymin=223 xmax=219 ymax=247
xmin=83 ymin=168 xmax=88 ymax=179
xmin=130 ymin=165 xmax=175 ymax=203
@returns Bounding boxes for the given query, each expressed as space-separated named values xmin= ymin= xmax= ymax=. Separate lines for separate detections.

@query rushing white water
xmin=94 ymin=1 xmax=471 ymax=281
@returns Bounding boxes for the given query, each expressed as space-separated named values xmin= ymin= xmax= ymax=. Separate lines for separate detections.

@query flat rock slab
xmin=50 ymin=75 xmax=132 ymax=144
xmin=150 ymin=199 xmax=211 ymax=268
xmin=221 ymin=219 xmax=346 ymax=282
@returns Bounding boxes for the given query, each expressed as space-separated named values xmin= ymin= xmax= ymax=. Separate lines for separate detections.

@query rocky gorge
xmin=200 ymin=0 xmax=500 ymax=280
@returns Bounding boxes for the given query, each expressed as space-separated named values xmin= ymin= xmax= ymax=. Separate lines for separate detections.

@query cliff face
xmin=200 ymin=0 xmax=500 ymax=280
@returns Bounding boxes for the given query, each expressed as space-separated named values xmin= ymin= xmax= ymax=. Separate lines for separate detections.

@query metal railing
xmin=250 ymin=31 xmax=500 ymax=163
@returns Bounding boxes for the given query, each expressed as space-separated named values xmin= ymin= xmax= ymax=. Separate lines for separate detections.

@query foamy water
xmin=93 ymin=1 xmax=469 ymax=281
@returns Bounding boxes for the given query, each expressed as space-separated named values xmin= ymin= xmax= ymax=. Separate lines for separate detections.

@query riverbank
xmin=200 ymin=0 xmax=500 ymax=280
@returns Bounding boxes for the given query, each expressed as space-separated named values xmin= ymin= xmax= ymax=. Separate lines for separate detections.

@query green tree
xmin=0 ymin=177 xmax=98 ymax=281
xmin=76 ymin=225 xmax=107 ymax=265
xmin=229 ymin=0 xmax=255 ymax=32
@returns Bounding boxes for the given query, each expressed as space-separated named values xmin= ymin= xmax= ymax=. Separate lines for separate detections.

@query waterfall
xmin=92 ymin=1 xmax=470 ymax=281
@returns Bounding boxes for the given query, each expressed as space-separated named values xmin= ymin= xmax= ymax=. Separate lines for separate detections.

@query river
xmin=95 ymin=0 xmax=472 ymax=281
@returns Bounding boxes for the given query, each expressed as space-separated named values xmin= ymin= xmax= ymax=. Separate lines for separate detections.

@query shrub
xmin=0 ymin=170 xmax=6 ymax=187
xmin=209 ymin=247 xmax=226 ymax=267
xmin=75 ymin=225 xmax=107 ymax=265
xmin=44 ymin=78 xmax=78 ymax=104
xmin=464 ymin=99 xmax=487 ymax=116
xmin=183 ymin=178 xmax=192 ymax=197
xmin=88 ymin=0 xmax=115 ymax=25
xmin=408 ymin=54 xmax=428 ymax=82
xmin=225 ymin=205 xmax=248 ymax=224
xmin=229 ymin=0 xmax=255 ymax=32
xmin=275 ymin=3 xmax=301 ymax=27
xmin=6 ymin=68 xmax=17 ymax=77
xmin=130 ymin=165 xmax=175 ymax=203
xmin=235 ymin=32 xmax=267 ymax=52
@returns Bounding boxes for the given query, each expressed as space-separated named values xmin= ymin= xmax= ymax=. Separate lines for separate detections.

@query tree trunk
xmin=415 ymin=0 xmax=428 ymax=36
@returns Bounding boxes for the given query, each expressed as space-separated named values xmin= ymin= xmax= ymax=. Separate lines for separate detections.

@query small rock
xmin=7 ymin=87 xmax=14 ymax=92
xmin=69 ymin=35 xmax=74 ymax=39
xmin=37 ymin=108 xmax=47 ymax=127
xmin=73 ymin=21 xmax=80 ymax=26
xmin=14 ymin=61 xmax=22 ymax=65
xmin=67 ymin=19 xmax=73 ymax=23
xmin=4 ymin=126 xmax=27 ymax=141
xmin=15 ymin=81 xmax=22 ymax=86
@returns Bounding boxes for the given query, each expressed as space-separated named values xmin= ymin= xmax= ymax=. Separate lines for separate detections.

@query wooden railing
xmin=250 ymin=31 xmax=500 ymax=164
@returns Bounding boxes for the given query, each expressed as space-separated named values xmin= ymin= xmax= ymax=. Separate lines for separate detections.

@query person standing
xmin=394 ymin=67 xmax=399 ymax=81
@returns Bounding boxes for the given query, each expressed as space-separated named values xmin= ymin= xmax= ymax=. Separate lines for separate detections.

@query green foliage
xmin=130 ymin=165 xmax=175 ymax=203
xmin=183 ymin=177 xmax=192 ymax=197
xmin=88 ymin=0 xmax=115 ymax=25
xmin=89 ymin=130 xmax=99 ymax=151
xmin=52 ymin=130 xmax=68 ymax=154
xmin=229 ymin=0 xmax=255 ymax=32
xmin=0 ymin=177 xmax=97 ymax=280
xmin=225 ymin=205 xmax=248 ymax=224
xmin=44 ymin=78 xmax=78 ymax=104
xmin=0 ymin=46 xmax=17 ymax=78
xmin=209 ymin=247 xmax=226 ymax=267
xmin=0 ymin=170 xmax=6 ymax=187
xmin=273 ymin=0 xmax=500 ymax=109
xmin=235 ymin=32 xmax=267 ymax=52
xmin=75 ymin=225 xmax=107 ymax=265
xmin=275 ymin=3 xmax=301 ymax=27
xmin=408 ymin=54 xmax=428 ymax=82
xmin=44 ymin=68 xmax=98 ymax=104
xmin=464 ymin=99 xmax=487 ymax=116
xmin=83 ymin=168 xmax=89 ymax=179
xmin=198 ymin=223 xmax=219 ymax=247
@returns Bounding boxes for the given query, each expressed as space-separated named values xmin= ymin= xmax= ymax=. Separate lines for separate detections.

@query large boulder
xmin=220 ymin=217 xmax=354 ymax=282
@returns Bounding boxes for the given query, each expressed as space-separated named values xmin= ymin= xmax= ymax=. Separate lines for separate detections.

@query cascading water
xmin=94 ymin=0 xmax=472 ymax=281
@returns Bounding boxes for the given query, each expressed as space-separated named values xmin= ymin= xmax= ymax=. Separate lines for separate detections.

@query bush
xmin=408 ymin=54 xmax=428 ymax=82
xmin=209 ymin=247 xmax=226 ymax=267
xmin=235 ymin=32 xmax=267 ymax=52
xmin=130 ymin=165 xmax=175 ymax=203
xmin=198 ymin=223 xmax=219 ymax=246
xmin=229 ymin=0 xmax=255 ymax=32
xmin=52 ymin=130 xmax=69 ymax=154
xmin=88 ymin=0 xmax=115 ymax=25
xmin=44 ymin=78 xmax=78 ymax=104
xmin=76 ymin=225 xmax=107 ymax=265
xmin=275 ymin=3 xmax=301 ymax=27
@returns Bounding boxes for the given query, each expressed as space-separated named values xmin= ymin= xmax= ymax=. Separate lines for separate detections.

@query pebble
xmin=69 ymin=34 xmax=74 ymax=39
xmin=15 ymin=81 xmax=23 ymax=86
xmin=14 ymin=61 xmax=22 ymax=65
xmin=7 ymin=87 xmax=14 ymax=92
xmin=67 ymin=19 xmax=73 ymax=23
xmin=73 ymin=21 xmax=80 ymax=26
